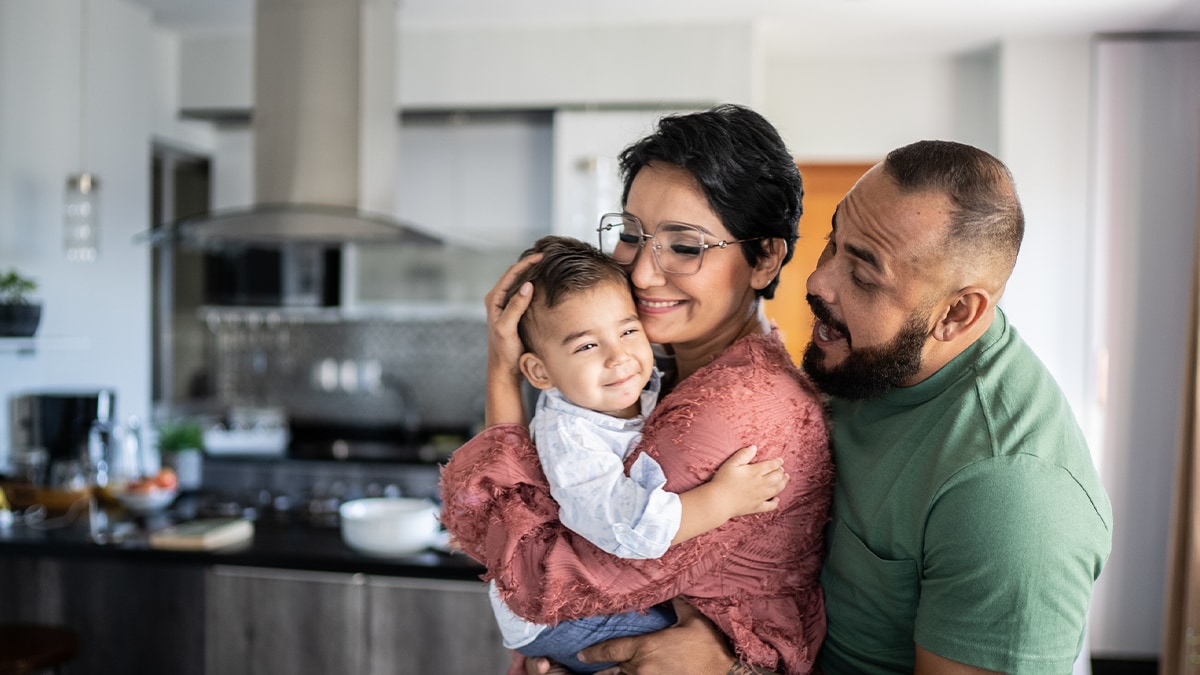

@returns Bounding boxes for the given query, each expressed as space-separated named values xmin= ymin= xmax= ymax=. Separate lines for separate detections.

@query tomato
xmin=154 ymin=468 xmax=178 ymax=490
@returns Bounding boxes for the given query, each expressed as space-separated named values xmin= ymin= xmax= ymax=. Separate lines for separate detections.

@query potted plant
xmin=156 ymin=420 xmax=206 ymax=491
xmin=0 ymin=268 xmax=41 ymax=337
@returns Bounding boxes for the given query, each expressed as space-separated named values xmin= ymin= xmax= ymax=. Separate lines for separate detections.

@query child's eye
xmin=621 ymin=328 xmax=639 ymax=337
xmin=574 ymin=342 xmax=597 ymax=353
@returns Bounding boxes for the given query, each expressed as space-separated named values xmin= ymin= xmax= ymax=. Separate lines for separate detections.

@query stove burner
xmin=191 ymin=482 xmax=406 ymax=529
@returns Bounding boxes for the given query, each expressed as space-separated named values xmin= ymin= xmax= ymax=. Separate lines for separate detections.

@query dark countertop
xmin=0 ymin=494 xmax=486 ymax=582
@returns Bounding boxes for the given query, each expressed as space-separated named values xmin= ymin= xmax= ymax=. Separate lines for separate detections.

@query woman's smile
xmin=635 ymin=295 xmax=686 ymax=314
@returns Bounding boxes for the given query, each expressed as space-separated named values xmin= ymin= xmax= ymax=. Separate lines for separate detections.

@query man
xmin=573 ymin=140 xmax=1113 ymax=674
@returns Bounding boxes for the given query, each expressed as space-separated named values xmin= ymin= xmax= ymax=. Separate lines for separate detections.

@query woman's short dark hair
xmin=882 ymin=140 xmax=1025 ymax=277
xmin=618 ymin=104 xmax=803 ymax=299
xmin=502 ymin=235 xmax=631 ymax=352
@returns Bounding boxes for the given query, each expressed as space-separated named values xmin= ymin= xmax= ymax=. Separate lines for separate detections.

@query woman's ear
xmin=519 ymin=352 xmax=554 ymax=390
xmin=750 ymin=237 xmax=788 ymax=291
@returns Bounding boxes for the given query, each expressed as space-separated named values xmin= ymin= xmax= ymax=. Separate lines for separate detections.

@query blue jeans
xmin=517 ymin=603 xmax=677 ymax=674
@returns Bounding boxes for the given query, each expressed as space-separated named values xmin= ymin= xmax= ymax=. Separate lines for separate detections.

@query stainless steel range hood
xmin=144 ymin=0 xmax=438 ymax=249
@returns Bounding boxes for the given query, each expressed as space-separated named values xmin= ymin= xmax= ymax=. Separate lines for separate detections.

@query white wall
xmin=150 ymin=31 xmax=215 ymax=154
xmin=0 ymin=0 xmax=201 ymax=465
xmin=179 ymin=34 xmax=252 ymax=112
xmin=178 ymin=23 xmax=757 ymax=113
xmin=764 ymin=54 xmax=959 ymax=162
xmin=211 ymin=126 xmax=253 ymax=209
xmin=1088 ymin=37 xmax=1200 ymax=658
xmin=400 ymin=23 xmax=756 ymax=110
xmin=997 ymin=38 xmax=1093 ymax=422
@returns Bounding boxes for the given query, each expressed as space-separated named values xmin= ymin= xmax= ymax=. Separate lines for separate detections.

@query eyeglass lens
xmin=598 ymin=215 xmax=708 ymax=275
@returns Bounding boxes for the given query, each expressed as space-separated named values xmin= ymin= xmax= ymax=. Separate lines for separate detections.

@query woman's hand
xmin=576 ymin=598 xmax=735 ymax=675
xmin=485 ymin=252 xmax=543 ymax=427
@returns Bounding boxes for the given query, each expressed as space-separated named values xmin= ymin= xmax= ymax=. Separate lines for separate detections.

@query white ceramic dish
xmin=116 ymin=487 xmax=179 ymax=515
xmin=339 ymin=497 xmax=440 ymax=558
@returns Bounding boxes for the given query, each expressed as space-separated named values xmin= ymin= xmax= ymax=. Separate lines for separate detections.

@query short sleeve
xmin=915 ymin=455 xmax=1111 ymax=674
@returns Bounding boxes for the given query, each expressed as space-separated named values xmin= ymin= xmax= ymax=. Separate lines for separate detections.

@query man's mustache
xmin=806 ymin=294 xmax=849 ymax=339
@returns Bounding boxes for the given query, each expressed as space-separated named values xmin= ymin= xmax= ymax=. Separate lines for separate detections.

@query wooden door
xmin=765 ymin=163 xmax=875 ymax=363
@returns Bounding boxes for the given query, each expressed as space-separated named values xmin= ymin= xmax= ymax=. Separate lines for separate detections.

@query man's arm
xmin=576 ymin=598 xmax=738 ymax=675
xmin=914 ymin=645 xmax=1005 ymax=675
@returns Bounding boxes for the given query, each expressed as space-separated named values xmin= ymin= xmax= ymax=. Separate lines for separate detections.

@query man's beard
xmin=802 ymin=295 xmax=930 ymax=401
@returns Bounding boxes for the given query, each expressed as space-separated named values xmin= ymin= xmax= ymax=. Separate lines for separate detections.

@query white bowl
xmin=116 ymin=487 xmax=179 ymax=515
xmin=338 ymin=498 xmax=440 ymax=558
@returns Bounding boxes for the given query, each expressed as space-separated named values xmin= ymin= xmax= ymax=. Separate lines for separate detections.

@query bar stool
xmin=0 ymin=624 xmax=80 ymax=675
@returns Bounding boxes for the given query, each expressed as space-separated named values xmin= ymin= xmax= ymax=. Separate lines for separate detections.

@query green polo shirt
xmin=817 ymin=309 xmax=1112 ymax=674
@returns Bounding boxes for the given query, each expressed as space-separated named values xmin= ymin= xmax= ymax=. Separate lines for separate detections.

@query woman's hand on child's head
xmin=712 ymin=445 xmax=789 ymax=518
xmin=483 ymin=253 xmax=544 ymax=427
xmin=487 ymin=252 xmax=543 ymax=379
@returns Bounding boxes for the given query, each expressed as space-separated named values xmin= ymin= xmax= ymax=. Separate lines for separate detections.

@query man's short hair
xmin=883 ymin=140 xmax=1025 ymax=278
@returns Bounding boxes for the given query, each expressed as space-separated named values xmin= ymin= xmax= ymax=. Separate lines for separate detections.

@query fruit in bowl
xmin=115 ymin=469 xmax=180 ymax=514
xmin=126 ymin=468 xmax=179 ymax=492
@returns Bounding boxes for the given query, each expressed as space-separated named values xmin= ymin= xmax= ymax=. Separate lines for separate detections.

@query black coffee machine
xmin=8 ymin=390 xmax=117 ymax=469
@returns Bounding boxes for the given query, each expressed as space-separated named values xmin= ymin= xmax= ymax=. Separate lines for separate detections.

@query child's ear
xmin=519 ymin=352 xmax=554 ymax=390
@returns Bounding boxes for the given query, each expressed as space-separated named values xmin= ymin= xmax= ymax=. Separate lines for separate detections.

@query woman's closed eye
xmin=670 ymin=242 xmax=703 ymax=257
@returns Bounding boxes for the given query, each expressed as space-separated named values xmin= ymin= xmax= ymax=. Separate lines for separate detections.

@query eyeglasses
xmin=596 ymin=213 xmax=762 ymax=277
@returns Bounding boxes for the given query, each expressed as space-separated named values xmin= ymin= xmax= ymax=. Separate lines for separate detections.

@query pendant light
xmin=64 ymin=0 xmax=98 ymax=262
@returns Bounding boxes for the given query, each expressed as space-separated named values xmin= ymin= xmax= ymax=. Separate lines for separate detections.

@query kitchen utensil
xmin=8 ymin=390 xmax=116 ymax=465
xmin=338 ymin=497 xmax=440 ymax=557
xmin=115 ymin=486 xmax=178 ymax=515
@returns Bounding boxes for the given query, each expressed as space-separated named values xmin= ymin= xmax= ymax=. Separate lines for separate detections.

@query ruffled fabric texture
xmin=440 ymin=331 xmax=833 ymax=675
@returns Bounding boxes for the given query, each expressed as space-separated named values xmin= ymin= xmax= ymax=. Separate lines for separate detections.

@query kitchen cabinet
xmin=366 ymin=576 xmax=510 ymax=674
xmin=205 ymin=566 xmax=367 ymax=675
xmin=0 ymin=555 xmax=206 ymax=675
xmin=0 ymin=552 xmax=502 ymax=675
xmin=551 ymin=109 xmax=691 ymax=243
xmin=205 ymin=565 xmax=508 ymax=675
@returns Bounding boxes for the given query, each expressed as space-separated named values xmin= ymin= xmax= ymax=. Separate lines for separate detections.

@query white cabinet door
xmin=552 ymin=109 xmax=696 ymax=243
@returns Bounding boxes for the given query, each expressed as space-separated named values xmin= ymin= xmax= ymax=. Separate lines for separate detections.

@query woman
xmin=439 ymin=104 xmax=832 ymax=675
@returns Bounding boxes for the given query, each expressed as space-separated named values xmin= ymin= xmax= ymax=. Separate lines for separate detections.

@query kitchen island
xmin=0 ymin=496 xmax=509 ymax=675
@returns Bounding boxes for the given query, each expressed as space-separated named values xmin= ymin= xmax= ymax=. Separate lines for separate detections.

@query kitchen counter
xmin=0 ymin=494 xmax=486 ymax=581
xmin=0 ymin=494 xmax=510 ymax=674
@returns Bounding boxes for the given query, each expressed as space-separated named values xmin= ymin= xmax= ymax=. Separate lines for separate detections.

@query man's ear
xmin=932 ymin=287 xmax=992 ymax=343
xmin=750 ymin=237 xmax=788 ymax=291
xmin=519 ymin=352 xmax=554 ymax=390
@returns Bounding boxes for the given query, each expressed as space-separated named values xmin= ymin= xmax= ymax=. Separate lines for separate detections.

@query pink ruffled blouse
xmin=439 ymin=331 xmax=833 ymax=674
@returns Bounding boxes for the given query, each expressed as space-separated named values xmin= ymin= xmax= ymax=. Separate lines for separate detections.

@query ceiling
xmin=126 ymin=0 xmax=1200 ymax=57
